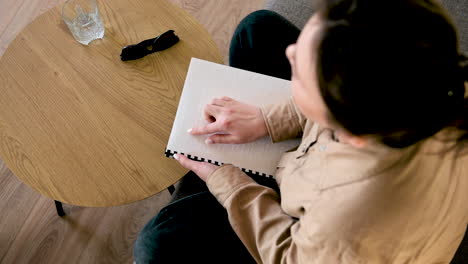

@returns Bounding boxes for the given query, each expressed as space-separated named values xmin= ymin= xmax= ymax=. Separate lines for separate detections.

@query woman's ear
xmin=348 ymin=136 xmax=368 ymax=148
xmin=336 ymin=129 xmax=369 ymax=148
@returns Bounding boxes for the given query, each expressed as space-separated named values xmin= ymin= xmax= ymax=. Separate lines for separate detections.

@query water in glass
xmin=62 ymin=0 xmax=104 ymax=45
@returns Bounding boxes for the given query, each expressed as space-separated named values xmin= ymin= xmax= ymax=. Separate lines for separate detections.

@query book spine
xmin=164 ymin=149 xmax=273 ymax=178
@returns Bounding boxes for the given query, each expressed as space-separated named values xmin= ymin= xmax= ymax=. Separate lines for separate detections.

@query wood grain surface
xmin=0 ymin=0 xmax=263 ymax=62
xmin=0 ymin=0 xmax=263 ymax=262
xmin=0 ymin=0 xmax=223 ymax=207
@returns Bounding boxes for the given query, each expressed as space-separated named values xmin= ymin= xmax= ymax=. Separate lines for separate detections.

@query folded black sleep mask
xmin=120 ymin=30 xmax=180 ymax=61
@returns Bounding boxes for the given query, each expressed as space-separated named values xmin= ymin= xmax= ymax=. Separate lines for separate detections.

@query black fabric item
xmin=120 ymin=30 xmax=179 ymax=61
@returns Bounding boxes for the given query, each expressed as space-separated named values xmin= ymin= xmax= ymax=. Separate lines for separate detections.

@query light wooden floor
xmin=0 ymin=0 xmax=263 ymax=263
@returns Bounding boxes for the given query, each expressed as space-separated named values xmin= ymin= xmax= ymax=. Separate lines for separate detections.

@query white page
xmin=166 ymin=58 xmax=301 ymax=177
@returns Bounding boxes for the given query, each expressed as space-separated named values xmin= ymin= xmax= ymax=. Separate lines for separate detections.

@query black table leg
xmin=54 ymin=200 xmax=65 ymax=217
xmin=167 ymin=185 xmax=175 ymax=195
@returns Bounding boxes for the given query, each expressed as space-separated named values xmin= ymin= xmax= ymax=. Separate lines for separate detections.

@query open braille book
xmin=165 ymin=58 xmax=301 ymax=178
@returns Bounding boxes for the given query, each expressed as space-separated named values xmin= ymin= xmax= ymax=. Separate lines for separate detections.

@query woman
xmin=135 ymin=0 xmax=468 ymax=263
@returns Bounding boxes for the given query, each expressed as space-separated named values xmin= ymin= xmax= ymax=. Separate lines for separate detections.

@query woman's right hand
xmin=188 ymin=96 xmax=268 ymax=144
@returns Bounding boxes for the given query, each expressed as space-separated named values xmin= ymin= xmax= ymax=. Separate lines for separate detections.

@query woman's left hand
xmin=174 ymin=154 xmax=219 ymax=182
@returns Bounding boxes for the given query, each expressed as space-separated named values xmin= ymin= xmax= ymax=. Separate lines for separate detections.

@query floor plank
xmin=0 ymin=0 xmax=263 ymax=263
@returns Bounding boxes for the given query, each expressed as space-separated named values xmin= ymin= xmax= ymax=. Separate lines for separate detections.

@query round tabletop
xmin=0 ymin=0 xmax=222 ymax=207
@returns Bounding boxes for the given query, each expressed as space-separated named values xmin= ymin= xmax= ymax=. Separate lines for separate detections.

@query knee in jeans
xmin=235 ymin=10 xmax=282 ymax=35
xmin=133 ymin=224 xmax=160 ymax=262
xmin=133 ymin=231 xmax=148 ymax=259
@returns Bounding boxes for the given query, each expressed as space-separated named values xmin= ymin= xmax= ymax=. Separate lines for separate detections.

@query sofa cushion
xmin=263 ymin=0 xmax=315 ymax=29
xmin=441 ymin=0 xmax=468 ymax=54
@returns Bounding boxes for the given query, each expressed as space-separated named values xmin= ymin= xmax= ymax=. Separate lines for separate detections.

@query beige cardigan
xmin=206 ymin=98 xmax=468 ymax=264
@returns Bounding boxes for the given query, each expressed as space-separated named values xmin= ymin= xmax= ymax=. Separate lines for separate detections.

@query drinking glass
xmin=62 ymin=0 xmax=105 ymax=45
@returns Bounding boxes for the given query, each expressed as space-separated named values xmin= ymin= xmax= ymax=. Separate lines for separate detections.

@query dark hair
xmin=315 ymin=0 xmax=468 ymax=148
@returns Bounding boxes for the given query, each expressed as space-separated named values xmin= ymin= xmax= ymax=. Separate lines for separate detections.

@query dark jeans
xmin=133 ymin=10 xmax=300 ymax=264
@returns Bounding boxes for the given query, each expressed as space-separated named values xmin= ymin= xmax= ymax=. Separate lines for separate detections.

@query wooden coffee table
xmin=0 ymin=0 xmax=222 ymax=210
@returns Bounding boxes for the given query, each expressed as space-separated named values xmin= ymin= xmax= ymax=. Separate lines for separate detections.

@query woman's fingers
xmin=190 ymin=97 xmax=241 ymax=142
xmin=174 ymin=153 xmax=197 ymax=171
xmin=190 ymin=122 xmax=223 ymax=135
xmin=210 ymin=98 xmax=224 ymax=106
xmin=207 ymin=134 xmax=238 ymax=144
xmin=204 ymin=111 xmax=215 ymax=123
xmin=203 ymin=104 xmax=223 ymax=122
xmin=173 ymin=154 xmax=218 ymax=182
xmin=210 ymin=97 xmax=233 ymax=107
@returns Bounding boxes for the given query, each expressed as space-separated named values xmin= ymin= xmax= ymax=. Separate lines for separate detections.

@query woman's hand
xmin=174 ymin=154 xmax=218 ymax=182
xmin=189 ymin=96 xmax=268 ymax=144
